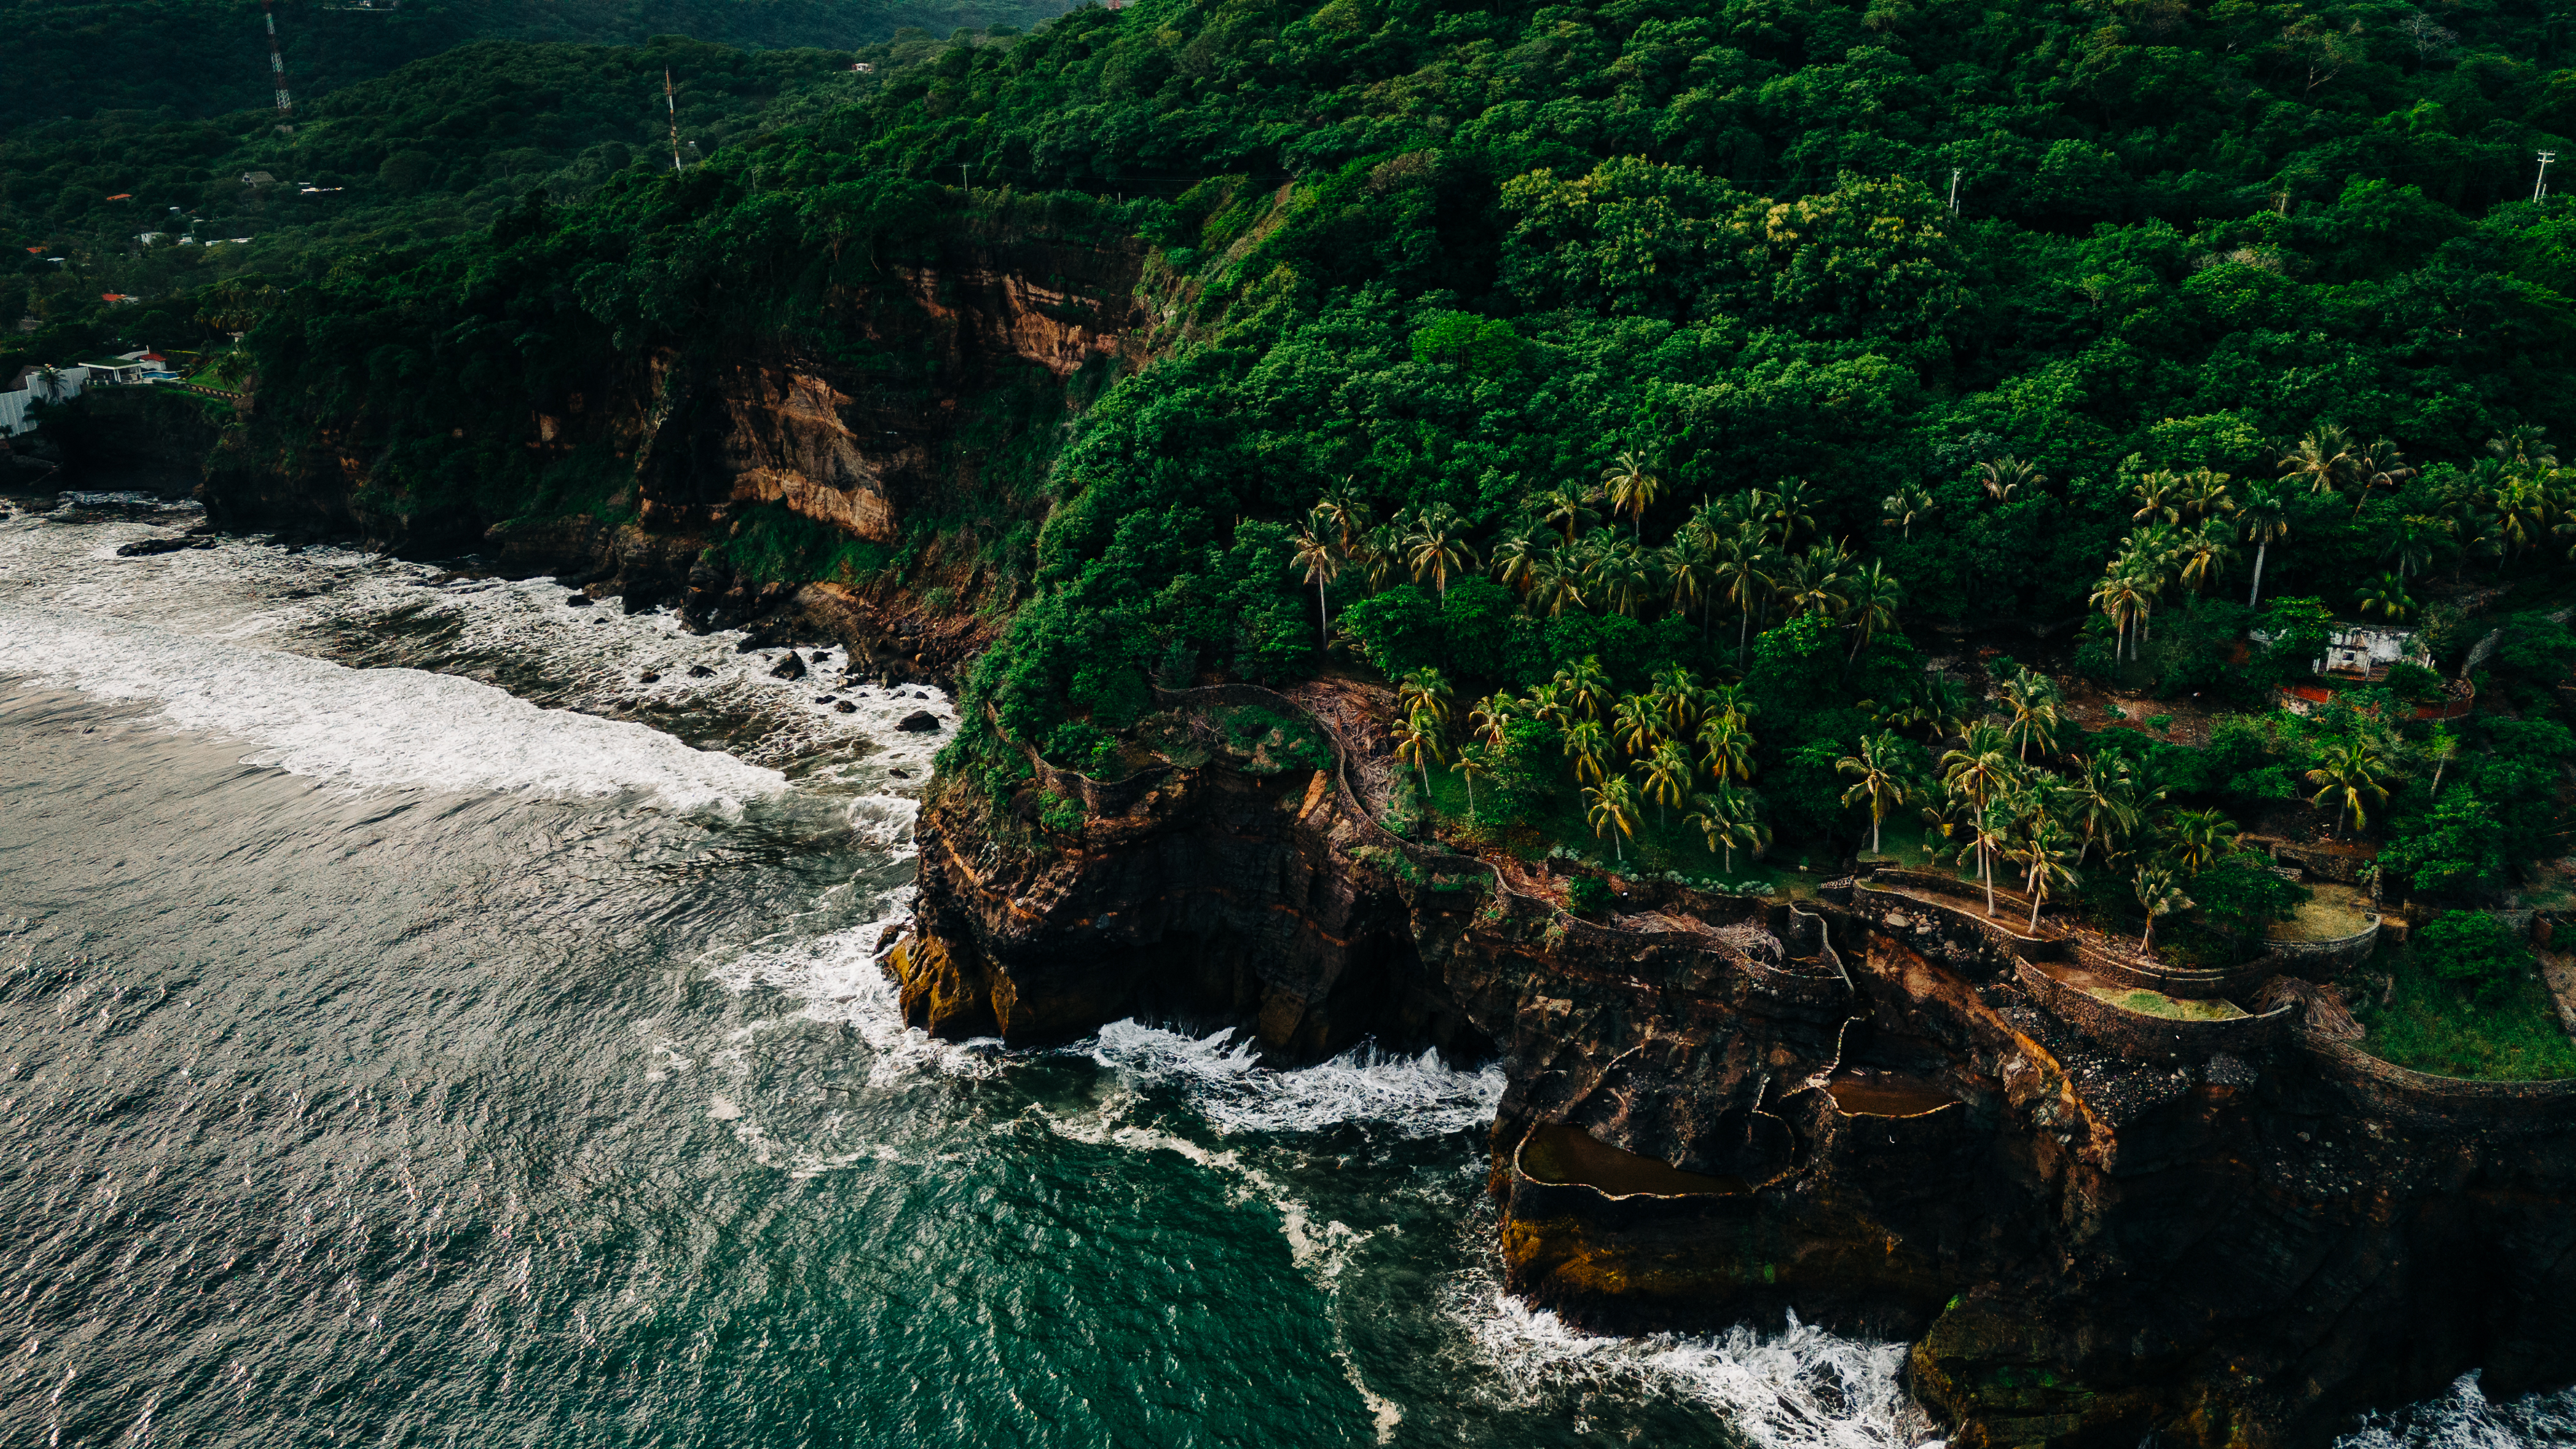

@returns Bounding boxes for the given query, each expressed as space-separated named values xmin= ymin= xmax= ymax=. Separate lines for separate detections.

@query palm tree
xmin=1563 ymin=720 xmax=1611 ymax=785
xmin=2381 ymin=514 xmax=2442 ymax=583
xmin=1975 ymin=456 xmax=2045 ymax=503
xmin=2176 ymin=518 xmax=2237 ymax=595
xmin=1525 ymin=681 xmax=1574 ymax=730
xmin=2179 ymin=468 xmax=2236 ymax=524
xmin=1708 ymin=525 xmax=1775 ymax=663
xmin=1781 ymin=544 xmax=1849 ymax=619
xmin=1650 ymin=664 xmax=1704 ymax=735
xmin=2165 ymin=807 xmax=2239 ymax=874
xmin=2304 ymin=737 xmax=2391 ymax=837
xmin=1838 ymin=732 xmax=1915 ymax=855
xmin=1526 ymin=551 xmax=1589 ymax=617
xmin=1356 ymin=521 xmax=1405 ymax=592
xmin=2278 ymin=424 xmax=2359 ymax=502
xmin=1393 ymin=706 xmax=1448 ymax=797
xmin=2066 ymin=755 xmax=2137 ymax=867
xmin=1489 ymin=530 xmax=1546 ymax=597
xmin=1591 ymin=537 xmax=1658 ymax=618
xmin=1290 ymin=519 xmax=1342 ymax=648
xmin=1611 ymin=693 xmax=1666 ymax=760
xmin=1881 ymin=483 xmax=1935 ymax=539
xmin=1456 ymin=742 xmax=1494 ymax=824
xmin=1998 ymin=668 xmax=2062 ymax=764
xmin=2010 ymin=819 xmax=2079 ymax=933
xmin=2130 ymin=470 xmax=2181 ymax=525
xmin=2426 ymin=724 xmax=2460 ymax=797
xmin=1403 ymin=506 xmax=1479 ymax=601
xmin=1557 ymin=656 xmax=1612 ymax=721
xmin=1583 ymin=778 xmax=1641 ymax=863
xmin=1529 ymin=480 xmax=1601 ymax=544
xmin=1397 ymin=666 xmax=1452 ymax=724
xmin=1942 ymin=723 xmax=2019 ymax=905
xmin=2089 ymin=567 xmax=2152 ymax=662
xmin=1662 ymin=533 xmax=1717 ymax=636
xmin=2133 ymin=866 xmax=2191 ymax=955
xmin=1698 ymin=714 xmax=1756 ymax=784
xmin=2237 ymin=481 xmax=2291 ymax=608
xmin=1754 ymin=479 xmax=1817 ymax=546
xmin=1637 ymin=740 xmax=1695 ymax=828
xmin=1315 ymin=484 xmax=1371 ymax=549
xmin=1602 ymin=450 xmax=1662 ymax=539
xmin=2356 ymin=572 xmax=2415 ymax=623
xmin=1841 ymin=562 xmax=1902 ymax=662
xmin=1468 ymin=693 xmax=1519 ymax=751
xmin=1962 ymin=805 xmax=2013 ymax=917
xmin=1687 ymin=782 xmax=1768 ymax=871
xmin=2349 ymin=436 xmax=2418 ymax=519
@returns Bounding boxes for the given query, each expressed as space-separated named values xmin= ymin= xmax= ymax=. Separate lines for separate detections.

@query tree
xmin=2134 ymin=866 xmax=2191 ymax=954
xmin=2415 ymin=910 xmax=2531 ymax=1005
xmin=1687 ymin=783 xmax=1768 ymax=871
xmin=1650 ymin=664 xmax=1705 ymax=734
xmin=1402 ymin=506 xmax=1478 ymax=601
xmin=1603 ymin=450 xmax=1662 ymax=539
xmin=1290 ymin=518 xmax=1341 ymax=648
xmin=1557 ymin=656 xmax=1612 ymax=720
xmin=1529 ymin=480 xmax=1600 ymax=544
xmin=2278 ymin=423 xmax=2358 ymax=501
xmin=1963 ymin=805 xmax=2014 ymax=917
xmin=1611 ymin=693 xmax=1664 ymax=760
xmin=2356 ymin=572 xmax=2416 ymax=623
xmin=1456 ymin=741 xmax=1494 ymax=824
xmin=2379 ymin=786 xmax=2508 ymax=896
xmin=1637 ymin=739 xmax=1695 ymax=827
xmin=1708 ymin=525 xmax=1775 ymax=661
xmin=1838 ymin=732 xmax=1915 ymax=854
xmin=1698 ymin=713 xmax=1756 ymax=783
xmin=1392 ymin=705 xmax=1447 ymax=796
xmin=1976 ymin=456 xmax=2045 ymax=503
xmin=2010 ymin=819 xmax=2079 ymax=932
xmin=1583 ymin=776 xmax=1641 ymax=862
xmin=1396 ymin=666 xmax=1452 ymax=724
xmin=1882 ymin=483 xmax=1935 ymax=539
xmin=2238 ymin=482 xmax=2292 ymax=608
xmin=2179 ymin=469 xmax=2236 ymax=524
xmin=2304 ymin=736 xmax=2393 ymax=836
xmin=2165 ymin=806 xmax=2239 ymax=873
xmin=1843 ymin=562 xmax=1903 ymax=662
xmin=1998 ymin=668 xmax=2062 ymax=763
xmin=2131 ymin=470 xmax=2181 ymax=525
xmin=1563 ymin=719 xmax=1611 ymax=784
xmin=2189 ymin=854 xmax=2309 ymax=956
xmin=1754 ymin=479 xmax=1818 ymax=546
xmin=2349 ymin=436 xmax=2418 ymax=519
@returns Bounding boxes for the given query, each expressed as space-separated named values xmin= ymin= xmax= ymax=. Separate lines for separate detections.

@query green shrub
xmin=1038 ymin=789 xmax=1085 ymax=836
xmin=2414 ymin=910 xmax=2531 ymax=1004
xmin=1565 ymin=875 xmax=1613 ymax=916
xmin=1045 ymin=720 xmax=1122 ymax=777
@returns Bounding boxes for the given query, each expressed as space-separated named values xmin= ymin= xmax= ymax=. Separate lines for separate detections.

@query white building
xmin=2316 ymin=625 xmax=2431 ymax=681
xmin=0 ymin=364 xmax=93 ymax=438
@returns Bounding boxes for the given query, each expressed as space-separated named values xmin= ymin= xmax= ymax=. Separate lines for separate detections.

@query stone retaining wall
xmin=2017 ymin=961 xmax=2298 ymax=1064
xmin=2298 ymin=1033 xmax=2576 ymax=1128
xmin=2265 ymin=917 xmax=2380 ymax=972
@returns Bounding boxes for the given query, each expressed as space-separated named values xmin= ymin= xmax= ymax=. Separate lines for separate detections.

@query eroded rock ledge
xmin=891 ymin=686 xmax=2576 ymax=1449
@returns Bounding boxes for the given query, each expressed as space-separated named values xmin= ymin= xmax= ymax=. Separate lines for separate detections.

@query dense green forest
xmin=58 ymin=0 xmax=2576 ymax=1052
xmin=1 ymin=0 xmax=1071 ymax=128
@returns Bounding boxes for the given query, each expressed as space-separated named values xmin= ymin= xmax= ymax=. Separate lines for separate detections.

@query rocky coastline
xmin=889 ymin=682 xmax=2576 ymax=1449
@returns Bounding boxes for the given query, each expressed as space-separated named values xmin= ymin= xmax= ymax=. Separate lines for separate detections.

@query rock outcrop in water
xmin=892 ymin=684 xmax=2576 ymax=1449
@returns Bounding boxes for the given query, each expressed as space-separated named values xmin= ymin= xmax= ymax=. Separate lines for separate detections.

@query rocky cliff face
xmin=201 ymin=233 xmax=1146 ymax=676
xmin=894 ymin=688 xmax=2576 ymax=1449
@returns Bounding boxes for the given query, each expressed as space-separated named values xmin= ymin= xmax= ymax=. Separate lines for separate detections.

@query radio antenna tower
xmin=665 ymin=70 xmax=682 ymax=171
xmin=263 ymin=0 xmax=295 ymax=119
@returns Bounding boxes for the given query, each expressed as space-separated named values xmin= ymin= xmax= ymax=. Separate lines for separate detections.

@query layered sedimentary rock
xmin=894 ymin=687 xmax=2576 ymax=1449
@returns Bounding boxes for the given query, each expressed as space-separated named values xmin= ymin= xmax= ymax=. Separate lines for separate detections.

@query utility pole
xmin=2538 ymin=151 xmax=2557 ymax=203
xmin=665 ymin=70 xmax=682 ymax=172
xmin=261 ymin=0 xmax=294 ymax=123
xmin=1947 ymin=167 xmax=1961 ymax=214
xmin=960 ymin=164 xmax=972 ymax=190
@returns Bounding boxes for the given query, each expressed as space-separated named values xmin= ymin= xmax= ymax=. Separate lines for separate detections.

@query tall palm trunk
xmin=2246 ymin=540 xmax=2269 ymax=608
xmin=1315 ymin=580 xmax=1330 ymax=648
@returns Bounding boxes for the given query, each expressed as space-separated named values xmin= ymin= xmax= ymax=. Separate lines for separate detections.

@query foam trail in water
xmin=705 ymin=891 xmax=1005 ymax=1085
xmin=0 ymin=603 xmax=783 ymax=807
xmin=2337 ymin=1374 xmax=2576 ymax=1449
xmin=1457 ymin=1290 xmax=1932 ymax=1449
xmin=1086 ymin=1020 xmax=1505 ymax=1137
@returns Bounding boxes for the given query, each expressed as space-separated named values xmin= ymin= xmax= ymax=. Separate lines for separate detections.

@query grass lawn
xmin=2354 ymin=951 xmax=2576 ymax=1081
xmin=2266 ymin=883 xmax=2376 ymax=942
xmin=2080 ymin=985 xmax=2247 ymax=1021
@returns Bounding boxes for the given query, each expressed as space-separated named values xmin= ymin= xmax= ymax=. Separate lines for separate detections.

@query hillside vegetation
xmin=56 ymin=0 xmax=2576 ymax=1016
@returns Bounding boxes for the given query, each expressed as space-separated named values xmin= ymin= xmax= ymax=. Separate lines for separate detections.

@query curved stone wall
xmin=2266 ymin=918 xmax=2380 ymax=973
xmin=2017 ymin=960 xmax=2297 ymax=1063
xmin=2299 ymin=1033 xmax=2576 ymax=1128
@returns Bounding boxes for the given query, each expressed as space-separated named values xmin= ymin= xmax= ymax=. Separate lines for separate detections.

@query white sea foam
xmin=0 ymin=603 xmax=785 ymax=806
xmin=2338 ymin=1374 xmax=2576 ymax=1449
xmin=0 ymin=512 xmax=955 ymax=777
xmin=1456 ymin=1291 xmax=1931 ymax=1449
xmin=703 ymin=894 xmax=1007 ymax=1085
xmin=1086 ymin=1020 xmax=1505 ymax=1137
